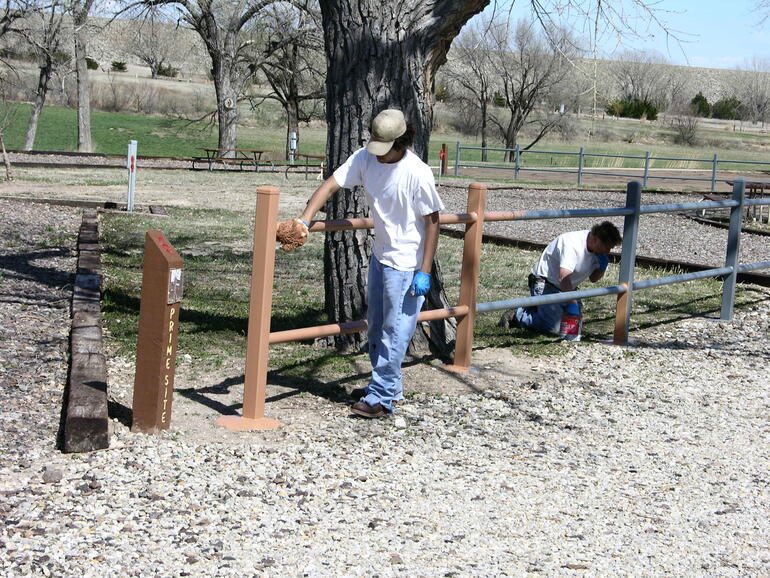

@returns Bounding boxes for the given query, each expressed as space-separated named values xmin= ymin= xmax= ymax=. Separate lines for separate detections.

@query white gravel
xmin=1 ymin=196 xmax=769 ymax=576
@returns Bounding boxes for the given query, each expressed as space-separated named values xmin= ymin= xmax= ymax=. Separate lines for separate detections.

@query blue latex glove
xmin=596 ymin=253 xmax=610 ymax=272
xmin=564 ymin=302 xmax=581 ymax=316
xmin=409 ymin=271 xmax=431 ymax=296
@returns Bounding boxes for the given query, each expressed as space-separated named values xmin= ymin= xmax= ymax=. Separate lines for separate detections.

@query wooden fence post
xmin=217 ymin=186 xmax=283 ymax=431
xmin=445 ymin=182 xmax=487 ymax=372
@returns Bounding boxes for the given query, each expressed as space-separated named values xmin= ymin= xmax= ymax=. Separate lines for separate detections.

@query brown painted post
xmin=440 ymin=143 xmax=448 ymax=175
xmin=613 ymin=283 xmax=629 ymax=345
xmin=445 ymin=182 xmax=487 ymax=372
xmin=217 ymin=186 xmax=283 ymax=431
xmin=132 ymin=230 xmax=184 ymax=433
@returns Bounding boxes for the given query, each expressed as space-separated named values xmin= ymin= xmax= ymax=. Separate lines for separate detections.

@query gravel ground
xmin=1 ymin=196 xmax=769 ymax=576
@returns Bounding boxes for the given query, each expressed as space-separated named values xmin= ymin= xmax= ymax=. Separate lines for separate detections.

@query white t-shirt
xmin=333 ymin=148 xmax=445 ymax=271
xmin=532 ymin=229 xmax=600 ymax=288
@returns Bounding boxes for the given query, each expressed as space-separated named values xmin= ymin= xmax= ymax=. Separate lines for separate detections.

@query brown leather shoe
xmin=350 ymin=387 xmax=368 ymax=401
xmin=351 ymin=401 xmax=387 ymax=418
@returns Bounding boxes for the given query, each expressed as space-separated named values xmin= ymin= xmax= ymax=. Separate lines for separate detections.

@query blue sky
xmin=473 ymin=0 xmax=770 ymax=70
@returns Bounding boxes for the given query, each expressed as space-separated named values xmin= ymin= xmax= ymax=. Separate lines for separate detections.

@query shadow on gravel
xmin=108 ymin=400 xmax=133 ymax=429
xmin=0 ymin=248 xmax=74 ymax=301
xmin=174 ymin=352 xmax=486 ymax=416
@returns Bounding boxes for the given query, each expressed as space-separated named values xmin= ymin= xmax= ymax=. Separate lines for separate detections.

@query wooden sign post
xmin=131 ymin=230 xmax=183 ymax=433
xmin=216 ymin=186 xmax=283 ymax=431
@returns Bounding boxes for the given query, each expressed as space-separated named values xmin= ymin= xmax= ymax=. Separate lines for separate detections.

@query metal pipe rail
xmin=476 ymin=284 xmax=628 ymax=314
xmin=453 ymin=141 xmax=770 ymax=192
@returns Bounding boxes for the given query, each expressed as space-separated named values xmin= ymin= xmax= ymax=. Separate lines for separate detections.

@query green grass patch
xmin=3 ymin=103 xmax=328 ymax=158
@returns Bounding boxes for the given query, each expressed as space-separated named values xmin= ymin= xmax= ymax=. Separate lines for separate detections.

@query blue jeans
xmin=361 ymin=255 xmax=424 ymax=412
xmin=515 ymin=277 xmax=574 ymax=335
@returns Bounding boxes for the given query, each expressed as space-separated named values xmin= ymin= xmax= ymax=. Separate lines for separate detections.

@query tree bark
xmin=480 ymin=97 xmax=488 ymax=161
xmin=0 ymin=133 xmax=13 ymax=181
xmin=319 ymin=0 xmax=488 ymax=354
xmin=73 ymin=6 xmax=92 ymax=152
xmin=211 ymin=55 xmax=238 ymax=152
xmin=24 ymin=59 xmax=54 ymax=151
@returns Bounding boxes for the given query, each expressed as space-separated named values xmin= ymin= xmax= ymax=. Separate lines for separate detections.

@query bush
xmin=691 ymin=92 xmax=710 ymax=117
xmin=157 ymin=64 xmax=179 ymax=78
xmin=86 ymin=57 xmax=99 ymax=70
xmin=52 ymin=50 xmax=71 ymax=67
xmin=605 ymin=98 xmax=658 ymax=121
xmin=671 ymin=115 xmax=699 ymax=146
xmin=492 ymin=91 xmax=505 ymax=107
xmin=554 ymin=116 xmax=578 ymax=141
xmin=711 ymin=96 xmax=743 ymax=120
xmin=111 ymin=61 xmax=127 ymax=72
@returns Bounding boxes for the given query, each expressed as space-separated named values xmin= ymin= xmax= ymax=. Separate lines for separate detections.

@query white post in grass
xmin=127 ymin=140 xmax=137 ymax=212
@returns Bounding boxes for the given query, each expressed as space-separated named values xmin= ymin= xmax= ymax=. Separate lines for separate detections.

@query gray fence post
xmin=711 ymin=153 xmax=719 ymax=192
xmin=127 ymin=140 xmax=137 ymax=212
xmin=720 ymin=179 xmax=745 ymax=320
xmin=643 ymin=151 xmax=651 ymax=188
xmin=514 ymin=145 xmax=521 ymax=180
xmin=616 ymin=181 xmax=643 ymax=344
xmin=577 ymin=146 xmax=585 ymax=186
xmin=454 ymin=141 xmax=461 ymax=177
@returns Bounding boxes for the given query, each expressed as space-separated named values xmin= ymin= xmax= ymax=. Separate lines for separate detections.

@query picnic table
xmin=283 ymin=152 xmax=326 ymax=180
xmin=724 ymin=180 xmax=770 ymax=223
xmin=192 ymin=148 xmax=270 ymax=171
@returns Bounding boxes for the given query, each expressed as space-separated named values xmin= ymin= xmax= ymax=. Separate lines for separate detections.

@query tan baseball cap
xmin=366 ymin=109 xmax=407 ymax=156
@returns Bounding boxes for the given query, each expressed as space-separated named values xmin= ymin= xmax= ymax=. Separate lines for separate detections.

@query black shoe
xmin=350 ymin=387 xmax=367 ymax=401
xmin=498 ymin=308 xmax=519 ymax=329
xmin=351 ymin=401 xmax=387 ymax=418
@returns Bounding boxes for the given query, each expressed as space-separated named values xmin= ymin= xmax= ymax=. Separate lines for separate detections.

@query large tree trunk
xmin=319 ymin=0 xmax=488 ymax=355
xmin=73 ymin=10 xmax=91 ymax=152
xmin=210 ymin=40 xmax=240 ymax=153
xmin=480 ymin=97 xmax=488 ymax=161
xmin=24 ymin=60 xmax=53 ymax=151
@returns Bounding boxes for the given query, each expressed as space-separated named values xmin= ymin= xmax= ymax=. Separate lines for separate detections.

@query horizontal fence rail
xmin=218 ymin=179 xmax=769 ymax=431
xmin=453 ymin=142 xmax=770 ymax=193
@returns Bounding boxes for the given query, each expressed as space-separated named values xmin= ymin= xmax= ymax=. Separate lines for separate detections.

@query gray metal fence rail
xmin=453 ymin=143 xmax=770 ymax=192
xmin=473 ymin=180 xmax=770 ymax=343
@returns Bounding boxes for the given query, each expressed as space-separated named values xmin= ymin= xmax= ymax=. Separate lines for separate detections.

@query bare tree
xmin=318 ymin=0 xmax=487 ymax=352
xmin=1 ymin=0 xmax=35 ymax=40
xmin=17 ymin=0 xmax=67 ymax=150
xmin=317 ymin=0 xmax=679 ymax=353
xmin=488 ymin=19 xmax=576 ymax=157
xmin=0 ymin=67 xmax=20 ymax=180
xmin=668 ymin=100 xmax=699 ymax=146
xmin=66 ymin=0 xmax=97 ymax=151
xmin=257 ymin=0 xmax=324 ymax=159
xmin=735 ymin=58 xmax=770 ymax=126
xmin=126 ymin=8 xmax=184 ymax=78
xmin=754 ymin=0 xmax=770 ymax=23
xmin=610 ymin=49 xmax=689 ymax=112
xmin=443 ymin=17 xmax=499 ymax=161
xmin=123 ymin=0 xmax=275 ymax=153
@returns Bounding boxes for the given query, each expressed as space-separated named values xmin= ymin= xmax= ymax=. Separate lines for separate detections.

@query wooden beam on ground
xmin=63 ymin=211 xmax=109 ymax=453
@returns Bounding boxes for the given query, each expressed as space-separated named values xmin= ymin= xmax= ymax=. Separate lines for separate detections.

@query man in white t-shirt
xmin=499 ymin=222 xmax=622 ymax=336
xmin=285 ymin=109 xmax=444 ymax=418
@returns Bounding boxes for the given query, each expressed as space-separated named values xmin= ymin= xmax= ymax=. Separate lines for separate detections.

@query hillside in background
xmin=33 ymin=16 xmax=744 ymax=104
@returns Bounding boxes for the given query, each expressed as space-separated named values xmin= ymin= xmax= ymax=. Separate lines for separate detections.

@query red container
xmin=559 ymin=313 xmax=581 ymax=341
